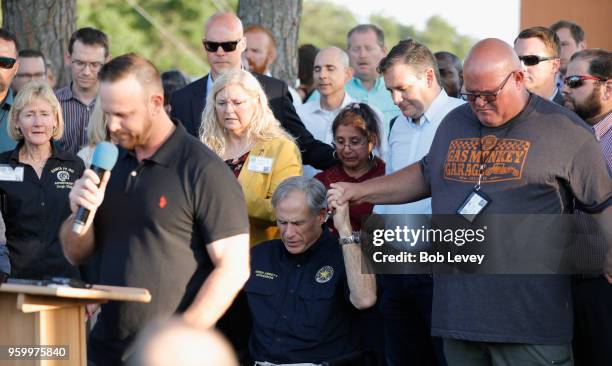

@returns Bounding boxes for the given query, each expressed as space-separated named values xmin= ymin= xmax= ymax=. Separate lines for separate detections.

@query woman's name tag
xmin=248 ymin=156 xmax=273 ymax=173
xmin=0 ymin=165 xmax=24 ymax=182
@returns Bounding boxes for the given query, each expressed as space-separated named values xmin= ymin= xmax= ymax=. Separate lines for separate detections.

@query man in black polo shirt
xmin=245 ymin=176 xmax=376 ymax=364
xmin=60 ymin=54 xmax=250 ymax=365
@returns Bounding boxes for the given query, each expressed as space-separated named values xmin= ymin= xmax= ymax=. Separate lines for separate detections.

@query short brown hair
xmin=377 ymin=39 xmax=441 ymax=86
xmin=98 ymin=53 xmax=162 ymax=93
xmin=347 ymin=24 xmax=385 ymax=49
xmin=332 ymin=103 xmax=381 ymax=149
xmin=68 ymin=27 xmax=109 ymax=57
xmin=515 ymin=26 xmax=560 ymax=57
xmin=550 ymin=20 xmax=585 ymax=45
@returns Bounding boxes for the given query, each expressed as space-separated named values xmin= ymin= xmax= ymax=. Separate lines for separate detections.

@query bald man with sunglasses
xmin=328 ymin=38 xmax=611 ymax=366
xmin=171 ymin=12 xmax=334 ymax=170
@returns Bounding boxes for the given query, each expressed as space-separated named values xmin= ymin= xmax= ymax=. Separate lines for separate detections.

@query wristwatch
xmin=339 ymin=232 xmax=361 ymax=245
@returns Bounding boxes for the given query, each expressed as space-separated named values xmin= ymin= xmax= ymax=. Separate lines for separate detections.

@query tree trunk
xmin=2 ymin=0 xmax=76 ymax=89
xmin=238 ymin=0 xmax=301 ymax=87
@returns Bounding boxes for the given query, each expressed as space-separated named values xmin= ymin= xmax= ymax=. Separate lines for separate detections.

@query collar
xmin=402 ymin=89 xmax=451 ymax=126
xmin=206 ymin=74 xmax=214 ymax=99
xmin=55 ymin=83 xmax=96 ymax=107
xmin=593 ymin=111 xmax=612 ymax=141
xmin=548 ymin=87 xmax=559 ymax=101
xmin=311 ymin=92 xmax=355 ymax=114
xmin=1 ymin=89 xmax=13 ymax=110
xmin=9 ymin=140 xmax=77 ymax=166
xmin=118 ymin=119 xmax=186 ymax=167
xmin=349 ymin=76 xmax=384 ymax=92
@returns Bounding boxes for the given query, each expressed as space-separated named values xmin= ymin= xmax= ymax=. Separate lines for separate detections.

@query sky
xmin=326 ymin=0 xmax=521 ymax=45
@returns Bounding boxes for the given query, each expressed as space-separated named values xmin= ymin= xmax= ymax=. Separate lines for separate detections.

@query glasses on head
xmin=16 ymin=72 xmax=46 ymax=79
xmin=0 ymin=56 xmax=16 ymax=69
xmin=563 ymin=75 xmax=606 ymax=89
xmin=71 ymin=60 xmax=103 ymax=71
xmin=518 ymin=55 xmax=558 ymax=66
xmin=333 ymin=138 xmax=368 ymax=150
xmin=203 ymin=39 xmax=242 ymax=52
xmin=460 ymin=71 xmax=516 ymax=103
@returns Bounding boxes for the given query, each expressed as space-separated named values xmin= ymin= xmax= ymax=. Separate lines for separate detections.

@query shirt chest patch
xmin=254 ymin=269 xmax=278 ymax=280
xmin=443 ymin=136 xmax=531 ymax=183
xmin=315 ymin=265 xmax=334 ymax=283
xmin=50 ymin=166 xmax=76 ymax=189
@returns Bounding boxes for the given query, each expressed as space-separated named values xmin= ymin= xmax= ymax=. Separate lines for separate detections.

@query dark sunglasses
xmin=0 ymin=56 xmax=16 ymax=69
xmin=202 ymin=39 xmax=241 ymax=52
xmin=564 ymin=75 xmax=606 ymax=89
xmin=518 ymin=55 xmax=557 ymax=66
xmin=460 ymin=71 xmax=515 ymax=103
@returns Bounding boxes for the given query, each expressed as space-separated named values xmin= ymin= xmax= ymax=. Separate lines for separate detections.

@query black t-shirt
xmin=0 ymin=142 xmax=84 ymax=279
xmin=245 ymin=228 xmax=359 ymax=363
xmin=421 ymin=95 xmax=611 ymax=344
xmin=90 ymin=122 xmax=249 ymax=353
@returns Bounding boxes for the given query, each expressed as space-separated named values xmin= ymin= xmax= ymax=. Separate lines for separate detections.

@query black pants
xmin=379 ymin=275 xmax=446 ymax=366
xmin=572 ymin=276 xmax=612 ymax=366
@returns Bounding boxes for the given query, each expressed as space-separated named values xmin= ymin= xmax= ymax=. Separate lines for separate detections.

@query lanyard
xmin=475 ymin=122 xmax=516 ymax=191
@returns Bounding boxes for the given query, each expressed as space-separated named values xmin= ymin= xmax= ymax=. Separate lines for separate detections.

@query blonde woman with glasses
xmin=201 ymin=69 xmax=302 ymax=246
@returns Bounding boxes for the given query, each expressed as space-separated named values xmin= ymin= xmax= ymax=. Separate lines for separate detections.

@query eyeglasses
xmin=563 ymin=75 xmax=606 ymax=89
xmin=71 ymin=60 xmax=103 ymax=71
xmin=203 ymin=39 xmax=242 ymax=52
xmin=215 ymin=99 xmax=252 ymax=109
xmin=16 ymin=72 xmax=46 ymax=79
xmin=518 ymin=55 xmax=558 ymax=66
xmin=333 ymin=138 xmax=368 ymax=150
xmin=460 ymin=71 xmax=515 ymax=103
xmin=0 ymin=56 xmax=16 ymax=69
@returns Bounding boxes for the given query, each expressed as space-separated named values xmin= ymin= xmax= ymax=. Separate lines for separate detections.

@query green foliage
xmin=73 ymin=0 xmax=475 ymax=77
xmin=77 ymin=0 xmax=238 ymax=77
xmin=298 ymin=0 xmax=358 ymax=48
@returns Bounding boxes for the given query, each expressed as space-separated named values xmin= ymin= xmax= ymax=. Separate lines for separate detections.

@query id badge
xmin=247 ymin=156 xmax=273 ymax=173
xmin=0 ymin=165 xmax=24 ymax=182
xmin=457 ymin=189 xmax=491 ymax=222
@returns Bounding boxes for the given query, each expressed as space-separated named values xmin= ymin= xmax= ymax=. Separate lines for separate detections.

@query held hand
xmin=328 ymin=182 xmax=361 ymax=206
xmin=68 ymin=169 xmax=111 ymax=230
xmin=329 ymin=197 xmax=352 ymax=236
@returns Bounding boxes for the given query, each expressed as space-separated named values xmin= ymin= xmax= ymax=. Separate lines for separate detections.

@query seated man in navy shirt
xmin=245 ymin=176 xmax=377 ymax=365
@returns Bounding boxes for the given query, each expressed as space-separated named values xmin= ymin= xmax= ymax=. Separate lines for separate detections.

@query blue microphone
xmin=72 ymin=142 xmax=119 ymax=234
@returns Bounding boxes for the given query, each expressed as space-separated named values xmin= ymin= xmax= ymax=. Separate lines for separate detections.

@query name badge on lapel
xmin=0 ymin=165 xmax=24 ymax=182
xmin=248 ymin=156 xmax=273 ymax=173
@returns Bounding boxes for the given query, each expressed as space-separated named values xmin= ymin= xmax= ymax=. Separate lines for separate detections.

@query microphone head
xmin=91 ymin=141 xmax=119 ymax=171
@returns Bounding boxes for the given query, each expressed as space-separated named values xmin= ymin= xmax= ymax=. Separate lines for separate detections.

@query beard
xmin=247 ymin=57 xmax=269 ymax=74
xmin=110 ymin=117 xmax=153 ymax=150
xmin=566 ymin=87 xmax=602 ymax=123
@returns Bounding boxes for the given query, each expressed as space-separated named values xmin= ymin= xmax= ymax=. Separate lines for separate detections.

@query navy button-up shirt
xmin=246 ymin=227 xmax=359 ymax=363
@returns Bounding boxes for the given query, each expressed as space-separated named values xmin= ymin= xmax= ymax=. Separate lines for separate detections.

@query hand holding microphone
xmin=70 ymin=142 xmax=118 ymax=234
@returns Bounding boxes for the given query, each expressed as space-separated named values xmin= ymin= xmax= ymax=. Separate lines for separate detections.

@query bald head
xmin=314 ymin=47 xmax=354 ymax=102
xmin=203 ymin=12 xmax=246 ymax=78
xmin=316 ymin=47 xmax=350 ymax=69
xmin=205 ymin=12 xmax=243 ymax=36
xmin=462 ymin=39 xmax=528 ymax=127
xmin=464 ymin=39 xmax=521 ymax=78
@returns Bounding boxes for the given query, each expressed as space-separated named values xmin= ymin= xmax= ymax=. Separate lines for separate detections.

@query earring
xmin=332 ymin=150 xmax=337 ymax=160
xmin=369 ymin=152 xmax=374 ymax=161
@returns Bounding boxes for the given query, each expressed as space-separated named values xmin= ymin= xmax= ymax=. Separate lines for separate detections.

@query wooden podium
xmin=0 ymin=283 xmax=151 ymax=366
